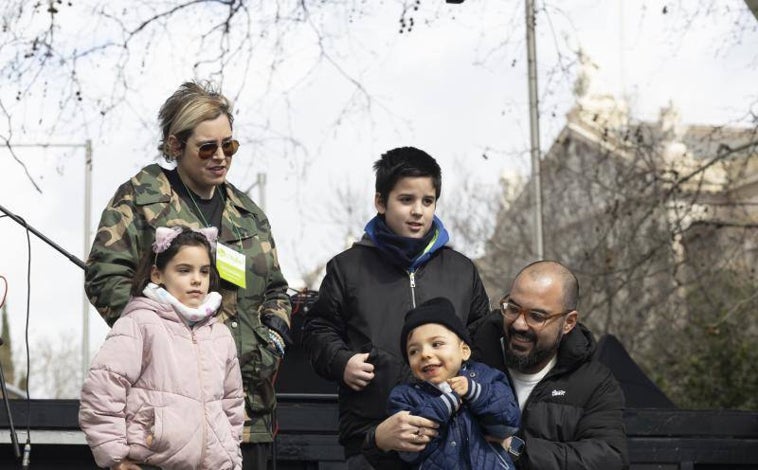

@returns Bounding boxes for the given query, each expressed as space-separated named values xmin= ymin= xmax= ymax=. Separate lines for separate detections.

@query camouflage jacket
xmin=85 ymin=163 xmax=291 ymax=443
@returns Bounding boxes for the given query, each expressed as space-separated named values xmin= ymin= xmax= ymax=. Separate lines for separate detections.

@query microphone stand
xmin=0 ymin=338 xmax=20 ymax=459
xmin=0 ymin=203 xmax=85 ymax=270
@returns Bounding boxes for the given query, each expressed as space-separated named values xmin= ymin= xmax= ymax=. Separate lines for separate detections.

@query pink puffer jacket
xmin=79 ymin=296 xmax=244 ymax=470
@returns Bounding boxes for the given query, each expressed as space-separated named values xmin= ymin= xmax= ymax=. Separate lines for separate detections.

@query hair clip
xmin=153 ymin=227 xmax=183 ymax=254
xmin=195 ymin=226 xmax=219 ymax=252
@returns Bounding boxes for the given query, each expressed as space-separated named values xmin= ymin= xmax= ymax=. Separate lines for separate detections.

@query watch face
xmin=509 ymin=436 xmax=525 ymax=455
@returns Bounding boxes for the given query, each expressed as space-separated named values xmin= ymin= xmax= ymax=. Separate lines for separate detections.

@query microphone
xmin=21 ymin=442 xmax=30 ymax=469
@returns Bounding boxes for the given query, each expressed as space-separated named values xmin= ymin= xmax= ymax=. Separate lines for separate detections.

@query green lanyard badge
xmin=216 ymin=242 xmax=247 ymax=288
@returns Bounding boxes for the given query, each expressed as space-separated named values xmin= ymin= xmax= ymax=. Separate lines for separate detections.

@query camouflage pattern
xmin=85 ymin=163 xmax=291 ymax=443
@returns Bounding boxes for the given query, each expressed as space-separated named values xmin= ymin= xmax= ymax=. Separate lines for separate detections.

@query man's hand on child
xmin=343 ymin=353 xmax=375 ymax=391
xmin=375 ymin=411 xmax=440 ymax=452
xmin=447 ymin=376 xmax=469 ymax=397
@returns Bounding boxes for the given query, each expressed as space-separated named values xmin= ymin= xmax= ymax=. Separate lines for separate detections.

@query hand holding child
xmin=375 ymin=411 xmax=439 ymax=452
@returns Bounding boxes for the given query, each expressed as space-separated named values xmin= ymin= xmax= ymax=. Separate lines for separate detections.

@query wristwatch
xmin=507 ymin=436 xmax=525 ymax=460
xmin=363 ymin=427 xmax=378 ymax=451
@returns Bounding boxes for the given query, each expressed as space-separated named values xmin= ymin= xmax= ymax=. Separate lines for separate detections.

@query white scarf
xmin=143 ymin=282 xmax=222 ymax=324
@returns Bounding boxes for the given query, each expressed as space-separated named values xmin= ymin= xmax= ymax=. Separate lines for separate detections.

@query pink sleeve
xmin=78 ymin=316 xmax=144 ymax=468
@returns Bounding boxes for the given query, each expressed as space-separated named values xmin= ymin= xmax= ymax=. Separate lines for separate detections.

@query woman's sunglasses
xmin=188 ymin=139 xmax=240 ymax=159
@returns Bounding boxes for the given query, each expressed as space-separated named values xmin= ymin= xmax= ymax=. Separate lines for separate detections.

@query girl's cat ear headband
xmin=152 ymin=226 xmax=218 ymax=254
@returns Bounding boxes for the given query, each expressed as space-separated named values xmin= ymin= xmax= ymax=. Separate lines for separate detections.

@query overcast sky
xmin=1 ymin=1 xmax=756 ymax=396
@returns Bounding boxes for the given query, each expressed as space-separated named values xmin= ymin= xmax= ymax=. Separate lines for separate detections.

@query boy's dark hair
xmin=131 ymin=226 xmax=220 ymax=297
xmin=373 ymin=147 xmax=442 ymax=204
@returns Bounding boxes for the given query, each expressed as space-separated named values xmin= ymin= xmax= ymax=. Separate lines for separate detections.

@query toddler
xmin=389 ymin=297 xmax=520 ymax=469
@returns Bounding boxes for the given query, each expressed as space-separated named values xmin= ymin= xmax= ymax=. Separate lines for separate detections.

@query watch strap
xmin=507 ymin=435 xmax=525 ymax=460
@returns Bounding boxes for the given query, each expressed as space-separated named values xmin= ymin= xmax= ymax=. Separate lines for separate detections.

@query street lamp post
xmin=448 ymin=0 xmax=545 ymax=259
xmin=526 ymin=0 xmax=545 ymax=259
xmin=245 ymin=172 xmax=267 ymax=211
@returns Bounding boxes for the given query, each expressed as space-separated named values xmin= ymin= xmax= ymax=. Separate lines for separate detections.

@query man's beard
xmin=503 ymin=327 xmax=563 ymax=373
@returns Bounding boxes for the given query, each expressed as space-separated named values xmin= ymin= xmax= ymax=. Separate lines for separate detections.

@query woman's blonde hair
xmin=157 ymin=81 xmax=234 ymax=161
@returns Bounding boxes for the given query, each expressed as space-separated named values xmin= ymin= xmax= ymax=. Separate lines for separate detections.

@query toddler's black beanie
xmin=400 ymin=297 xmax=471 ymax=363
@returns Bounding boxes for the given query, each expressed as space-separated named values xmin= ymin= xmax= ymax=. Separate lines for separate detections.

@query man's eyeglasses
xmin=499 ymin=297 xmax=572 ymax=329
xmin=187 ymin=139 xmax=240 ymax=159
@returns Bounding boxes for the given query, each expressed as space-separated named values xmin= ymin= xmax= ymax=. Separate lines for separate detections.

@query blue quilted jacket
xmin=388 ymin=361 xmax=520 ymax=469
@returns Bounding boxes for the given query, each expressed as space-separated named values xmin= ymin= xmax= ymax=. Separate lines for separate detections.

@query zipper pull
xmin=409 ymin=271 xmax=417 ymax=308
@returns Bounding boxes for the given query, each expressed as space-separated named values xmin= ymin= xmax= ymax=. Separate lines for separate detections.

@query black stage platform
xmin=1 ymin=396 xmax=757 ymax=469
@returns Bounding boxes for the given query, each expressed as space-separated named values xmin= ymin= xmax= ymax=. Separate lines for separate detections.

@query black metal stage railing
xmin=1 ymin=397 xmax=757 ymax=470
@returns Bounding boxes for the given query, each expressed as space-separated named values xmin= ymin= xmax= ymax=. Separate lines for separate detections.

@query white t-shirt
xmin=501 ymin=337 xmax=558 ymax=411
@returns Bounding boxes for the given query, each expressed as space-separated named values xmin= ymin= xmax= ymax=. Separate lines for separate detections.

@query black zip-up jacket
xmin=301 ymin=239 xmax=490 ymax=457
xmin=471 ymin=312 xmax=629 ymax=469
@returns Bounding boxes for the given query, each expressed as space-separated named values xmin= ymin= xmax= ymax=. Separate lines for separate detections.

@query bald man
xmin=471 ymin=260 xmax=628 ymax=469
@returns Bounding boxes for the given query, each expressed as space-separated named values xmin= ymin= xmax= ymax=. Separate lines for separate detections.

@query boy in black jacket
xmin=302 ymin=147 xmax=491 ymax=469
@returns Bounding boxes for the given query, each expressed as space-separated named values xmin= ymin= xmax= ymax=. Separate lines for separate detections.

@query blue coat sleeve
xmin=462 ymin=363 xmax=521 ymax=439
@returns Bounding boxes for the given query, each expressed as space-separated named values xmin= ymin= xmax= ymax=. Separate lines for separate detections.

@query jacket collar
xmin=553 ymin=322 xmax=596 ymax=374
xmin=471 ymin=312 xmax=595 ymax=377
xmin=124 ymin=296 xmax=217 ymax=328
xmin=130 ymin=164 xmax=260 ymax=242
xmin=132 ymin=164 xmax=257 ymax=216
xmin=355 ymin=215 xmax=450 ymax=271
xmin=124 ymin=296 xmax=182 ymax=323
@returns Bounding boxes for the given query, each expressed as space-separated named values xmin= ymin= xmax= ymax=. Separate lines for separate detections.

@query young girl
xmin=79 ymin=226 xmax=244 ymax=470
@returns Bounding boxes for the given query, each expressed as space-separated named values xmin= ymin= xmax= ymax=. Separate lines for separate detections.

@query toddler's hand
xmin=447 ymin=376 xmax=468 ymax=397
